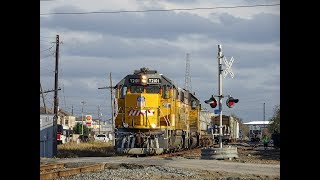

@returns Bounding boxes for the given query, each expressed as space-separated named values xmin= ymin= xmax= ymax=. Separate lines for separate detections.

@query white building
xmin=243 ymin=121 xmax=270 ymax=140
xmin=58 ymin=116 xmax=76 ymax=129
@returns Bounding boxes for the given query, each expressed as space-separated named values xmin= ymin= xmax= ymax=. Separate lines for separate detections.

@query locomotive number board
xmin=129 ymin=78 xmax=161 ymax=84
xmin=148 ymin=78 xmax=161 ymax=84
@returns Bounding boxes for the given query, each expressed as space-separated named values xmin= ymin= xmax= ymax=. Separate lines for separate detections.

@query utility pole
xmin=81 ymin=101 xmax=86 ymax=135
xmin=63 ymin=84 xmax=67 ymax=111
xmin=98 ymin=105 xmax=101 ymax=134
xmin=40 ymin=82 xmax=47 ymax=114
xmin=217 ymin=45 xmax=223 ymax=149
xmin=54 ymin=35 xmax=60 ymax=117
xmin=71 ymin=105 xmax=74 ymax=116
xmin=53 ymin=34 xmax=60 ymax=157
xmin=98 ymin=72 xmax=115 ymax=146
xmin=263 ymin=102 xmax=266 ymax=128
xmin=110 ymin=72 xmax=114 ymax=136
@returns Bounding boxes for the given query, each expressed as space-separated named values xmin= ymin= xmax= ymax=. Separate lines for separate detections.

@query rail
xmin=40 ymin=163 xmax=105 ymax=180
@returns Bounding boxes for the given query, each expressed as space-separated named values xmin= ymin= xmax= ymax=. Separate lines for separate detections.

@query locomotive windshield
xmin=129 ymin=85 xmax=160 ymax=93
xmin=130 ymin=85 xmax=144 ymax=93
xmin=146 ymin=85 xmax=160 ymax=93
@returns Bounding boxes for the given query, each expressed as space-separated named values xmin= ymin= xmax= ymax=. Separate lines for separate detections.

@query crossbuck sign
xmin=223 ymin=56 xmax=234 ymax=78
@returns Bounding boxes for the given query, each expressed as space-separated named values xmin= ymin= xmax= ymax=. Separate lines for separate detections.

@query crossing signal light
xmin=204 ymin=95 xmax=217 ymax=108
xmin=226 ymin=97 xmax=239 ymax=108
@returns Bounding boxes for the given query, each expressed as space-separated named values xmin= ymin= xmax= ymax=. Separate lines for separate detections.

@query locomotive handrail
xmin=159 ymin=108 xmax=169 ymax=149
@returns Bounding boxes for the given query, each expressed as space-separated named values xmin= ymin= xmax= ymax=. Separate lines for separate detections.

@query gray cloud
xmin=41 ymin=6 xmax=279 ymax=44
xmin=40 ymin=2 xmax=279 ymax=122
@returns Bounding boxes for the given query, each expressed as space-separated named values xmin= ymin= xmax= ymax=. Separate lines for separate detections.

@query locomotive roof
xmin=114 ymin=67 xmax=178 ymax=88
xmin=133 ymin=67 xmax=157 ymax=74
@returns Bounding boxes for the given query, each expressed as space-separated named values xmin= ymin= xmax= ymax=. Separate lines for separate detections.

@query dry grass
xmin=57 ymin=141 xmax=116 ymax=158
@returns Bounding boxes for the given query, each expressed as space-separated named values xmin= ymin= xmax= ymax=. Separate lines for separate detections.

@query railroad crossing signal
xmin=226 ymin=97 xmax=239 ymax=108
xmin=223 ymin=56 xmax=234 ymax=78
xmin=204 ymin=95 xmax=217 ymax=108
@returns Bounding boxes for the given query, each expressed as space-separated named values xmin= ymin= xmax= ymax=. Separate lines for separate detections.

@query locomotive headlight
xmin=151 ymin=123 xmax=157 ymax=128
xmin=141 ymin=75 xmax=147 ymax=84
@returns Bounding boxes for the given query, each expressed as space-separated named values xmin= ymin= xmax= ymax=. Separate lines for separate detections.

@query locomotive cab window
xmin=120 ymin=86 xmax=127 ymax=98
xmin=179 ymin=91 xmax=184 ymax=102
xmin=162 ymin=85 xmax=171 ymax=99
xmin=146 ymin=85 xmax=160 ymax=94
xmin=191 ymin=100 xmax=197 ymax=109
xmin=130 ymin=85 xmax=144 ymax=93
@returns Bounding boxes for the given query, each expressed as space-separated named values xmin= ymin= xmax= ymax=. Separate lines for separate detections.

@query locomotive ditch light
xmin=204 ymin=95 xmax=217 ymax=108
xmin=122 ymin=122 xmax=129 ymax=128
xmin=151 ymin=123 xmax=157 ymax=128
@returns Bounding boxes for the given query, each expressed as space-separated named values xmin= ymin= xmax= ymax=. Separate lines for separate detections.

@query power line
xmin=40 ymin=45 xmax=55 ymax=53
xmin=40 ymin=3 xmax=280 ymax=16
xmin=40 ymin=39 xmax=55 ymax=43
xmin=40 ymin=35 xmax=56 ymax=38
xmin=40 ymin=53 xmax=55 ymax=60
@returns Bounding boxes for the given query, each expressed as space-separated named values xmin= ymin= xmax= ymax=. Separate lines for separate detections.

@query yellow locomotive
xmin=113 ymin=67 xmax=212 ymax=155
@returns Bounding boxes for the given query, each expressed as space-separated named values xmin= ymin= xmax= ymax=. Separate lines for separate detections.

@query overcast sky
xmin=40 ymin=0 xmax=280 ymax=123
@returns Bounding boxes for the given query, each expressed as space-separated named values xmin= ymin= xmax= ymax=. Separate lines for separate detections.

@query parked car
xmin=94 ymin=134 xmax=109 ymax=142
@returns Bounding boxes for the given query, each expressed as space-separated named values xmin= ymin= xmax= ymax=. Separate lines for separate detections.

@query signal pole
xmin=217 ymin=45 xmax=223 ymax=149
xmin=204 ymin=45 xmax=238 ymax=159
xmin=217 ymin=45 xmax=237 ymax=148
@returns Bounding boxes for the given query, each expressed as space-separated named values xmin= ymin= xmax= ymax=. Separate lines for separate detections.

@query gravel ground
xmin=55 ymin=164 xmax=278 ymax=180
xmin=42 ymin=142 xmax=280 ymax=180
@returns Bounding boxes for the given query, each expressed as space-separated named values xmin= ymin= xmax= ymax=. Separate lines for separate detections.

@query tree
xmin=268 ymin=105 xmax=280 ymax=133
xmin=73 ymin=122 xmax=90 ymax=135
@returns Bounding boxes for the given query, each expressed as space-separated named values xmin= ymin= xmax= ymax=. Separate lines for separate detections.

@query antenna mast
xmin=184 ymin=53 xmax=192 ymax=92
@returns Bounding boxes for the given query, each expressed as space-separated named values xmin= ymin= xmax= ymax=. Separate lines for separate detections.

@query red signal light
xmin=226 ymin=97 xmax=239 ymax=108
xmin=204 ymin=96 xmax=217 ymax=108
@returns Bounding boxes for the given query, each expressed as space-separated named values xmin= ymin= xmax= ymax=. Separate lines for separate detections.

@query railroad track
xmin=40 ymin=162 xmax=105 ymax=180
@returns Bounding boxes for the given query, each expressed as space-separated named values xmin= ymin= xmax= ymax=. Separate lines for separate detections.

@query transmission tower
xmin=184 ymin=53 xmax=192 ymax=92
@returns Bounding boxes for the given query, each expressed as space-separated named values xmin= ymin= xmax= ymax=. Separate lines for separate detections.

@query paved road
xmin=50 ymin=156 xmax=280 ymax=177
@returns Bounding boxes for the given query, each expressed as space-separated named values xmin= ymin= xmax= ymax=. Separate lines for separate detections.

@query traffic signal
xmin=226 ymin=97 xmax=239 ymax=108
xmin=204 ymin=95 xmax=217 ymax=108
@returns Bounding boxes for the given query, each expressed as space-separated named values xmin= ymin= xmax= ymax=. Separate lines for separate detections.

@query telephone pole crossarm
xmin=40 ymin=88 xmax=61 ymax=94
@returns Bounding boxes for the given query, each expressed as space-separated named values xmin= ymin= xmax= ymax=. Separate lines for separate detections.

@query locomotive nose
xmin=125 ymin=94 xmax=159 ymax=128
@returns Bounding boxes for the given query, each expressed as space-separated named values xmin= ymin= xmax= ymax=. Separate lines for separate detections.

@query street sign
xmin=223 ymin=56 xmax=234 ymax=78
xmin=214 ymin=109 xmax=221 ymax=114
xmin=86 ymin=121 xmax=92 ymax=128
xmin=85 ymin=115 xmax=92 ymax=121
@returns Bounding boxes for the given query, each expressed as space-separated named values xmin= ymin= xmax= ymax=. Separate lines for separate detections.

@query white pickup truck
xmin=94 ymin=134 xmax=109 ymax=142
